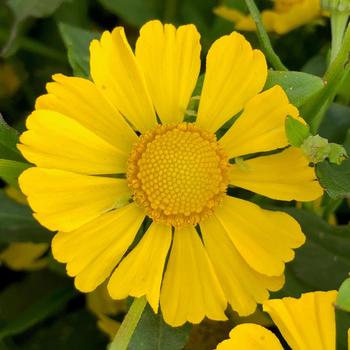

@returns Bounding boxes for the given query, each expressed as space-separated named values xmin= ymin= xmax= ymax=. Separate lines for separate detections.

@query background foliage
xmin=0 ymin=0 xmax=349 ymax=349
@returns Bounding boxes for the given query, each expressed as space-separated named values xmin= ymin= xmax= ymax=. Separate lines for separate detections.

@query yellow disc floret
xmin=127 ymin=123 xmax=230 ymax=227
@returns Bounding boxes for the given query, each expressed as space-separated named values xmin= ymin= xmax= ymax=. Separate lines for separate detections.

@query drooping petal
xmin=52 ymin=203 xmax=145 ymax=292
xmin=136 ymin=20 xmax=201 ymax=124
xmin=108 ymin=222 xmax=171 ymax=312
xmin=196 ymin=32 xmax=267 ymax=132
xmin=200 ymin=215 xmax=284 ymax=316
xmin=215 ymin=324 xmax=284 ymax=350
xmin=160 ymin=226 xmax=227 ymax=326
xmin=230 ymin=147 xmax=323 ymax=201
xmin=263 ymin=291 xmax=337 ymax=350
xmin=262 ymin=0 xmax=321 ymax=35
xmin=19 ymin=168 xmax=131 ymax=232
xmin=18 ymin=110 xmax=127 ymax=175
xmin=219 ymin=85 xmax=299 ymax=158
xmin=90 ymin=27 xmax=157 ymax=133
xmin=214 ymin=196 xmax=305 ymax=276
xmin=36 ymin=74 xmax=137 ymax=154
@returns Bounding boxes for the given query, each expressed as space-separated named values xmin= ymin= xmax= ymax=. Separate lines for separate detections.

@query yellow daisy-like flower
xmin=215 ymin=291 xmax=343 ymax=350
xmin=18 ymin=20 xmax=322 ymax=327
xmin=215 ymin=0 xmax=322 ymax=35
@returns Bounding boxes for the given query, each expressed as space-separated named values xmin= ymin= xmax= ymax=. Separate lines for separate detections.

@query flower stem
xmin=244 ymin=0 xmax=288 ymax=71
xmin=301 ymin=22 xmax=350 ymax=131
xmin=109 ymin=296 xmax=147 ymax=350
xmin=330 ymin=12 xmax=349 ymax=62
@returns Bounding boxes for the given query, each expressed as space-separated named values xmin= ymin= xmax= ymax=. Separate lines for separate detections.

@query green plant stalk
xmin=302 ymin=23 xmax=350 ymax=131
xmin=109 ymin=296 xmax=147 ymax=350
xmin=244 ymin=0 xmax=288 ymax=71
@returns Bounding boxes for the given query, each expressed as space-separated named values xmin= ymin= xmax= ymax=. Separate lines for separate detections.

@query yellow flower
xmin=215 ymin=291 xmax=342 ymax=350
xmin=215 ymin=0 xmax=322 ymax=34
xmin=18 ymin=20 xmax=322 ymax=326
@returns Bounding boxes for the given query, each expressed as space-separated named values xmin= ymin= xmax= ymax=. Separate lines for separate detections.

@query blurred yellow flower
xmin=215 ymin=291 xmax=340 ymax=349
xmin=215 ymin=0 xmax=322 ymax=34
xmin=18 ymin=20 xmax=322 ymax=326
xmin=0 ymin=62 xmax=21 ymax=98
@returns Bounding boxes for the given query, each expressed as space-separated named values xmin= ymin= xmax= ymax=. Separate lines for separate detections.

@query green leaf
xmin=0 ymin=159 xmax=30 ymax=187
xmin=129 ymin=305 xmax=191 ymax=350
xmin=336 ymin=278 xmax=350 ymax=312
xmin=0 ymin=114 xmax=23 ymax=162
xmin=316 ymin=131 xmax=350 ymax=198
xmin=6 ymin=0 xmax=66 ymax=21
xmin=97 ymin=0 xmax=163 ymax=27
xmin=265 ymin=71 xmax=324 ymax=107
xmin=274 ymin=208 xmax=350 ymax=297
xmin=285 ymin=116 xmax=311 ymax=147
xmin=0 ymin=190 xmax=51 ymax=243
xmin=58 ymin=22 xmax=100 ymax=78
xmin=336 ymin=309 xmax=350 ymax=350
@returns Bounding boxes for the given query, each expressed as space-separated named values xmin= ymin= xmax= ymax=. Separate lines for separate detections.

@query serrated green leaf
xmin=0 ymin=190 xmax=51 ymax=243
xmin=58 ymin=22 xmax=100 ymax=78
xmin=285 ymin=116 xmax=311 ymax=147
xmin=129 ymin=305 xmax=191 ymax=350
xmin=6 ymin=0 xmax=65 ymax=21
xmin=0 ymin=159 xmax=30 ymax=187
xmin=265 ymin=71 xmax=324 ymax=107
xmin=316 ymin=131 xmax=350 ymax=198
xmin=336 ymin=278 xmax=350 ymax=312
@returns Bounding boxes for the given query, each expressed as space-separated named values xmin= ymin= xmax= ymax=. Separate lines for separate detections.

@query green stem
xmin=109 ymin=297 xmax=147 ymax=350
xmin=244 ymin=0 xmax=288 ymax=71
xmin=330 ymin=12 xmax=349 ymax=63
xmin=301 ymin=23 xmax=350 ymax=131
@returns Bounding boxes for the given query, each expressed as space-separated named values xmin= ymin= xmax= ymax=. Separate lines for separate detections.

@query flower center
xmin=127 ymin=123 xmax=230 ymax=227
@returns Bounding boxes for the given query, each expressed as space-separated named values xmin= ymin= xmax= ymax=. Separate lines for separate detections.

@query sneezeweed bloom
xmin=215 ymin=291 xmax=346 ymax=350
xmin=215 ymin=0 xmax=322 ymax=35
xmin=18 ymin=20 xmax=323 ymax=326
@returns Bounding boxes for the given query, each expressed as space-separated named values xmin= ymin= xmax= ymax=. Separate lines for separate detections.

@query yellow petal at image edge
xmin=200 ymin=214 xmax=284 ymax=316
xmin=18 ymin=109 xmax=127 ymax=175
xmin=90 ymin=26 xmax=157 ymax=133
xmin=19 ymin=167 xmax=131 ymax=232
xmin=108 ymin=222 xmax=172 ymax=313
xmin=196 ymin=31 xmax=267 ymax=132
xmin=136 ymin=20 xmax=201 ymax=125
xmin=52 ymin=203 xmax=145 ymax=292
xmin=214 ymin=196 xmax=305 ymax=276
xmin=215 ymin=323 xmax=284 ymax=350
xmin=263 ymin=291 xmax=337 ymax=350
xmin=160 ymin=225 xmax=227 ymax=327
xmin=230 ymin=147 xmax=323 ymax=202
xmin=36 ymin=74 xmax=137 ymax=154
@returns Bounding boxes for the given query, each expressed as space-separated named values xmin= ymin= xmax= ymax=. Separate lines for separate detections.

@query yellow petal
xmin=263 ymin=0 xmax=321 ymax=35
xmin=196 ymin=32 xmax=267 ymax=132
xmin=136 ymin=20 xmax=201 ymax=124
xmin=230 ymin=147 xmax=324 ymax=201
xmin=90 ymin=27 xmax=157 ymax=133
xmin=19 ymin=167 xmax=130 ymax=232
xmin=0 ymin=242 xmax=48 ymax=271
xmin=52 ymin=203 xmax=145 ymax=293
xmin=214 ymin=196 xmax=305 ymax=276
xmin=18 ymin=110 xmax=126 ymax=175
xmin=36 ymin=74 xmax=137 ymax=154
xmin=160 ymin=226 xmax=227 ymax=326
xmin=108 ymin=222 xmax=171 ymax=313
xmin=200 ymin=215 xmax=285 ymax=316
xmin=263 ymin=291 xmax=337 ymax=350
xmin=215 ymin=323 xmax=284 ymax=350
xmin=219 ymin=85 xmax=299 ymax=158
